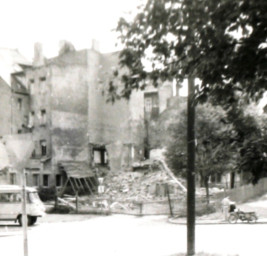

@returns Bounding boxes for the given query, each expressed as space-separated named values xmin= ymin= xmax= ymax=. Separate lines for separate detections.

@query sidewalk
xmin=168 ymin=216 xmax=267 ymax=225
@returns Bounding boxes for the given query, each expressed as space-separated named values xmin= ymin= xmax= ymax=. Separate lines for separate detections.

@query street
xmin=0 ymin=214 xmax=266 ymax=256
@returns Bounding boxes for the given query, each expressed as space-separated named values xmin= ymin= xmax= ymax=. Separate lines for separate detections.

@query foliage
xmin=165 ymin=103 xmax=235 ymax=200
xmin=111 ymin=0 xmax=267 ymax=184
xmin=38 ymin=187 xmax=56 ymax=202
xmin=113 ymin=0 xmax=266 ymax=104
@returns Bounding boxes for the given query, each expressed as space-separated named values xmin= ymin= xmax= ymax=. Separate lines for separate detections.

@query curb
xmin=168 ymin=217 xmax=267 ymax=225
xmin=0 ymin=231 xmax=22 ymax=237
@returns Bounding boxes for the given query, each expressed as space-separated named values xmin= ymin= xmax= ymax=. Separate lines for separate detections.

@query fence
xmin=212 ymin=177 xmax=267 ymax=210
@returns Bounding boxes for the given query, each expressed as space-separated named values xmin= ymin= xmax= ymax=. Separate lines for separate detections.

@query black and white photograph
xmin=0 ymin=0 xmax=266 ymax=255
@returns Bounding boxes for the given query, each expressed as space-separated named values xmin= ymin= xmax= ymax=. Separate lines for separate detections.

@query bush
xmin=196 ymin=204 xmax=216 ymax=216
xmin=38 ymin=187 xmax=56 ymax=202
xmin=47 ymin=205 xmax=70 ymax=214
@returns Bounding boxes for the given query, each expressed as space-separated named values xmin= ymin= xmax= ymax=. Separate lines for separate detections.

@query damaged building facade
xmin=0 ymin=42 xmax=175 ymax=192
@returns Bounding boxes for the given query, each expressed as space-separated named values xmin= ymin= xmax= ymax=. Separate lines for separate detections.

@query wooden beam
xmin=58 ymin=179 xmax=69 ymax=197
xmin=69 ymin=178 xmax=77 ymax=194
xmin=77 ymin=178 xmax=85 ymax=191
xmin=83 ymin=178 xmax=93 ymax=194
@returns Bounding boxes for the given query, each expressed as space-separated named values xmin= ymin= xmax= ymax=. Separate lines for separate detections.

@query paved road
xmin=0 ymin=214 xmax=266 ymax=256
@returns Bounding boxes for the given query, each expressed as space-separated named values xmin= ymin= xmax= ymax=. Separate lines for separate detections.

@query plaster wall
xmin=50 ymin=61 xmax=89 ymax=169
xmin=0 ymin=78 xmax=11 ymax=136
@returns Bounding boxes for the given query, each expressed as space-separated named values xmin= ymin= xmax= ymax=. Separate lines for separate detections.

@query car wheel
xmin=18 ymin=215 xmax=32 ymax=226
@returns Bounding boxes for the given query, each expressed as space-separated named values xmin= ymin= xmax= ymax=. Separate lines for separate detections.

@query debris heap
xmin=94 ymin=165 xmax=186 ymax=202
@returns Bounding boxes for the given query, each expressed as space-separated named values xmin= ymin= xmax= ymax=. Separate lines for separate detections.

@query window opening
xmin=43 ymin=174 xmax=49 ymax=187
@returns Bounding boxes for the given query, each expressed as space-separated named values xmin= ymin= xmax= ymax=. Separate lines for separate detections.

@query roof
xmin=59 ymin=161 xmax=94 ymax=179
xmin=0 ymin=48 xmax=31 ymax=85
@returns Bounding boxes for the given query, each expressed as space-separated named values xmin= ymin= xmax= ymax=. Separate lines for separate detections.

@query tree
xmin=110 ymin=0 xmax=267 ymax=182
xmin=166 ymin=103 xmax=235 ymax=204
xmin=111 ymin=1 xmax=267 ymax=255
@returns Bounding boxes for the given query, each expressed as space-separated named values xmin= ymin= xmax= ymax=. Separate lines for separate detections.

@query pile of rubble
xmin=92 ymin=161 xmax=186 ymax=203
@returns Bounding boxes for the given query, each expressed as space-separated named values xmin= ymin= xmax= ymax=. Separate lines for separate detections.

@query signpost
xmin=5 ymin=138 xmax=34 ymax=256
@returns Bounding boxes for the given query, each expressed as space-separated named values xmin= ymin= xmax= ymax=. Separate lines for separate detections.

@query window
xmin=56 ymin=175 xmax=62 ymax=187
xmin=28 ymin=111 xmax=35 ymax=128
xmin=17 ymin=129 xmax=22 ymax=134
xmin=43 ymin=174 xmax=49 ymax=187
xmin=24 ymin=115 xmax=29 ymax=126
xmin=144 ymin=92 xmax=159 ymax=119
xmin=32 ymin=141 xmax=38 ymax=158
xmin=40 ymin=109 xmax=46 ymax=125
xmin=39 ymin=77 xmax=46 ymax=93
xmin=29 ymin=79 xmax=35 ymax=94
xmin=17 ymin=98 xmax=22 ymax=110
xmin=144 ymin=97 xmax=152 ymax=113
xmin=33 ymin=174 xmax=40 ymax=187
xmin=10 ymin=173 xmax=16 ymax=185
xmin=93 ymin=148 xmax=108 ymax=165
xmin=25 ymin=173 xmax=29 ymax=186
xmin=40 ymin=140 xmax=47 ymax=156
xmin=0 ymin=193 xmax=21 ymax=203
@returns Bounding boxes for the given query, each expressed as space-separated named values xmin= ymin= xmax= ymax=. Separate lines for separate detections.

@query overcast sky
xmin=0 ymin=0 xmax=142 ymax=60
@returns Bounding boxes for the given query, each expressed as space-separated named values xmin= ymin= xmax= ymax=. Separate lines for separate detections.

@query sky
xmin=0 ymin=0 xmax=142 ymax=60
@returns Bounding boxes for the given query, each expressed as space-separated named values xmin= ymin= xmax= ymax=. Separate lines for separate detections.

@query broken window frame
xmin=92 ymin=147 xmax=108 ymax=166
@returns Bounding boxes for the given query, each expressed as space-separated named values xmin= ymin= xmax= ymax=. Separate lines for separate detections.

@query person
xmin=221 ymin=196 xmax=231 ymax=221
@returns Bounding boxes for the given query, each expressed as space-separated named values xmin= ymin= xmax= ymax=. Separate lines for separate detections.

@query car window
xmin=0 ymin=193 xmax=21 ymax=203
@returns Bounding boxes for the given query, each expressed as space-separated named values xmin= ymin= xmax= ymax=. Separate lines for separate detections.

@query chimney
xmin=91 ymin=39 xmax=100 ymax=52
xmin=58 ymin=40 xmax=75 ymax=56
xmin=33 ymin=42 xmax=45 ymax=67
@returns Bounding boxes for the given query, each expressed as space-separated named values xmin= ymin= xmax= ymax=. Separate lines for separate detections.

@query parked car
xmin=0 ymin=185 xmax=45 ymax=226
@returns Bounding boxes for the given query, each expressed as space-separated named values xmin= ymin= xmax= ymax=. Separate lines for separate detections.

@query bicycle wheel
xmin=248 ymin=215 xmax=257 ymax=223
xmin=228 ymin=214 xmax=237 ymax=223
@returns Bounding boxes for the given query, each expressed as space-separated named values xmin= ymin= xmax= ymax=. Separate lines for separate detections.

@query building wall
xmin=50 ymin=53 xmax=89 ymax=180
xmin=0 ymin=77 xmax=11 ymax=136
xmin=10 ymin=90 xmax=30 ymax=135
xmin=87 ymin=51 xmax=133 ymax=170
xmin=24 ymin=65 xmax=52 ymax=187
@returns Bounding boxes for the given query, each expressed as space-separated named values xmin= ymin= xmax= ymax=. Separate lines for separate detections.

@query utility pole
xmin=187 ymin=77 xmax=195 ymax=256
